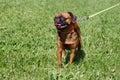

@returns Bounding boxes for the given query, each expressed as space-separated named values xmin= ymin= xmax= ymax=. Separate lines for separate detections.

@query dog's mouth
xmin=54 ymin=22 xmax=68 ymax=30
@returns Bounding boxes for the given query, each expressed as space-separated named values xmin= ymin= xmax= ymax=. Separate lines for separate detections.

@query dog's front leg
xmin=70 ymin=49 xmax=76 ymax=64
xmin=62 ymin=50 xmax=65 ymax=58
xmin=57 ymin=47 xmax=63 ymax=68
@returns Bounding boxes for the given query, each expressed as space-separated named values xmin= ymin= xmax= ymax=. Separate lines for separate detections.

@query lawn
xmin=0 ymin=0 xmax=120 ymax=80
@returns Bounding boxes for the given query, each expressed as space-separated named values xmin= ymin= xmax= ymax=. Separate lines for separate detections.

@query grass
xmin=0 ymin=0 xmax=120 ymax=80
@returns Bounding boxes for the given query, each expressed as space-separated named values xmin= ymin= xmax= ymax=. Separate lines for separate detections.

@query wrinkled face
xmin=54 ymin=12 xmax=74 ymax=30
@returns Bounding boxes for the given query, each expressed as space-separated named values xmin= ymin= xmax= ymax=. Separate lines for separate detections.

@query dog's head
xmin=54 ymin=12 xmax=77 ymax=30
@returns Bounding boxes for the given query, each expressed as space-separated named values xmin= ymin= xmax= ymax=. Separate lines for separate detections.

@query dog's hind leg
xmin=62 ymin=50 xmax=65 ymax=58
xmin=70 ymin=49 xmax=76 ymax=64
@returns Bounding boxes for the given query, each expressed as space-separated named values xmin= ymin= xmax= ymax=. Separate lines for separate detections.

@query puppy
xmin=54 ymin=12 xmax=82 ymax=68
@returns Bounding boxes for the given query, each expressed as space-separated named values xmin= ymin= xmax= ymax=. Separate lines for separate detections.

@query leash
xmin=78 ymin=3 xmax=120 ymax=23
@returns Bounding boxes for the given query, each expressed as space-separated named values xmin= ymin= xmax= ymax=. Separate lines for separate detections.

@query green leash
xmin=78 ymin=3 xmax=120 ymax=23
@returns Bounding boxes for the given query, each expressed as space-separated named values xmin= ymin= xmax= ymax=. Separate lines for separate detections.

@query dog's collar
xmin=58 ymin=22 xmax=78 ymax=34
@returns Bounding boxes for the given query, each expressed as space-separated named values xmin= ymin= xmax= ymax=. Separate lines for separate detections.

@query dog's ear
xmin=68 ymin=12 xmax=77 ymax=23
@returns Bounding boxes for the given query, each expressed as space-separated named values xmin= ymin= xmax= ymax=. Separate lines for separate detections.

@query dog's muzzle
xmin=54 ymin=16 xmax=68 ymax=30
xmin=54 ymin=22 xmax=68 ymax=30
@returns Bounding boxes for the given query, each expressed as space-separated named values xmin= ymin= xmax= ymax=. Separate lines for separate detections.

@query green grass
xmin=0 ymin=0 xmax=120 ymax=80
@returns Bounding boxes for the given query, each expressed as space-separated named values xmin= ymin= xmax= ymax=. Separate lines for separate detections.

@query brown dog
xmin=54 ymin=12 xmax=82 ymax=68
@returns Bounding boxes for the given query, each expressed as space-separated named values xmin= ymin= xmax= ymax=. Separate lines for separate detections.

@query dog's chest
xmin=58 ymin=31 xmax=79 ymax=44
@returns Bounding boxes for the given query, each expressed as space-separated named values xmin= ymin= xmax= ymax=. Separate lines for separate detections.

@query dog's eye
xmin=60 ymin=16 xmax=67 ymax=21
xmin=54 ymin=17 xmax=60 ymax=22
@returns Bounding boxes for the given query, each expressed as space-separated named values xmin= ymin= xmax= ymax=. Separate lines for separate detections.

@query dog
xmin=54 ymin=12 xmax=82 ymax=68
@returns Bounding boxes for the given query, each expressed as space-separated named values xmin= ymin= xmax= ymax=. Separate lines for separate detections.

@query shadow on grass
xmin=56 ymin=50 xmax=86 ymax=80
xmin=64 ymin=49 xmax=86 ymax=64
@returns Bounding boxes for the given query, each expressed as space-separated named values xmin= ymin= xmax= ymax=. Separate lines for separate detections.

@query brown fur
xmin=54 ymin=12 xmax=82 ymax=68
